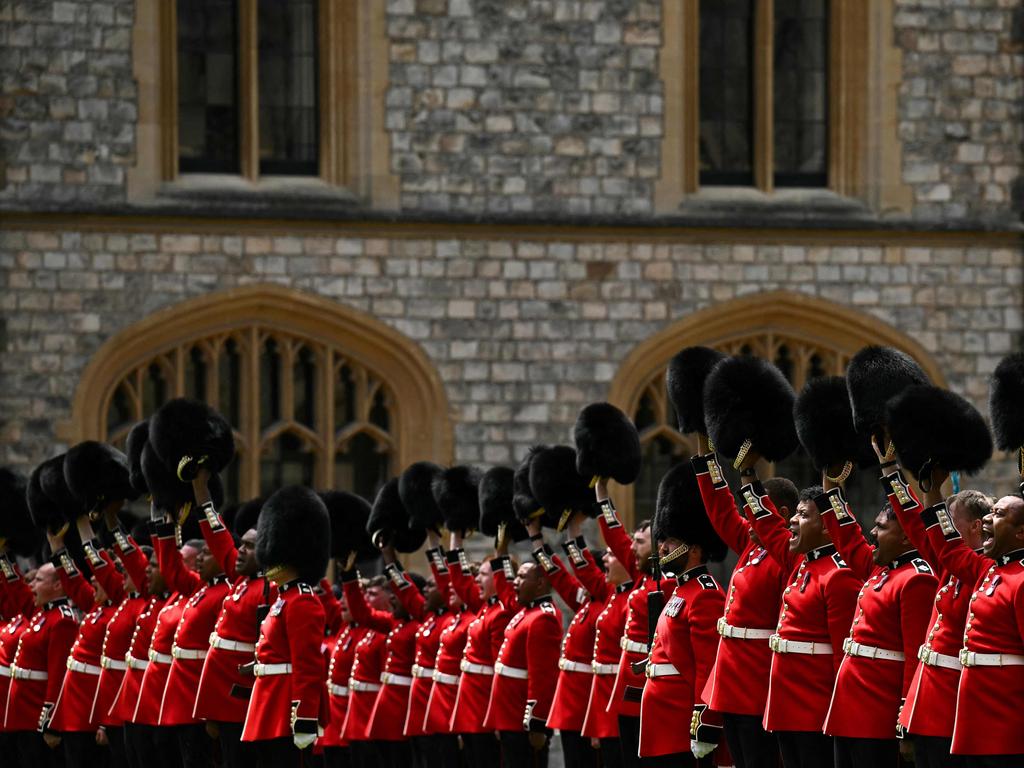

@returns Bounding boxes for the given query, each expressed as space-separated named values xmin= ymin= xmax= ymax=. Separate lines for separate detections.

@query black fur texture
xmin=432 ymin=465 xmax=483 ymax=533
xmin=528 ymin=445 xmax=594 ymax=529
xmin=478 ymin=466 xmax=529 ymax=542
xmin=512 ymin=446 xmax=546 ymax=524
xmin=846 ymin=346 xmax=929 ymax=437
xmin=573 ymin=402 xmax=641 ymax=485
xmin=148 ymin=398 xmax=235 ymax=479
xmin=666 ymin=346 xmax=727 ymax=434
xmin=28 ymin=455 xmax=80 ymax=531
xmin=794 ymin=376 xmax=876 ymax=471
xmin=367 ymin=478 xmax=427 ymax=553
xmin=0 ymin=468 xmax=41 ymax=556
xmin=63 ymin=441 xmax=136 ymax=512
xmin=126 ymin=421 xmax=150 ymax=496
xmin=141 ymin=442 xmax=224 ymax=515
xmin=653 ymin=462 xmax=727 ymax=562
xmin=256 ymin=485 xmax=330 ymax=585
xmin=399 ymin=461 xmax=444 ymax=531
xmin=703 ymin=356 xmax=799 ymax=462
xmin=990 ymin=353 xmax=1024 ymax=451
xmin=320 ymin=490 xmax=377 ymax=561
xmin=233 ymin=497 xmax=265 ymax=538
xmin=130 ymin=519 xmax=152 ymax=548
xmin=887 ymin=385 xmax=993 ymax=478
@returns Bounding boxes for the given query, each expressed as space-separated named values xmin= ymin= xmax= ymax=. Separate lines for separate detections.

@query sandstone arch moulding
xmin=66 ymin=284 xmax=454 ymax=498
xmin=607 ymin=290 xmax=947 ymax=525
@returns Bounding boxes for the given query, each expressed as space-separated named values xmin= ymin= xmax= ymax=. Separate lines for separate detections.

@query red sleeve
xmin=882 ymin=470 xmax=937 ymax=568
xmin=525 ymin=611 xmax=563 ymax=728
xmin=426 ymin=548 xmax=452 ymax=604
xmin=288 ymin=593 xmax=327 ymax=723
xmin=154 ymin=523 xmax=203 ymax=597
xmin=921 ymin=503 xmax=990 ymax=587
xmin=597 ymin=499 xmax=638 ymax=580
xmin=693 ymin=454 xmax=750 ymax=555
xmin=570 ymin=544 xmax=609 ymax=603
xmin=532 ymin=546 xmax=583 ymax=612
xmin=491 ymin=556 xmax=518 ymax=609
xmin=318 ymin=579 xmax=342 ymax=636
xmin=55 ymin=551 xmax=96 ymax=612
xmin=448 ymin=550 xmax=483 ymax=612
xmin=823 ymin=568 xmax=862 ymax=674
xmin=112 ymin=527 xmax=150 ymax=598
xmin=46 ymin=615 xmax=79 ymax=706
xmin=89 ymin=545 xmax=126 ymax=605
xmin=341 ymin=574 xmax=393 ymax=632
xmin=687 ymin=587 xmax=727 ymax=712
xmin=200 ymin=514 xmax=239 ymax=582
xmin=899 ymin=571 xmax=939 ymax=695
xmin=0 ymin=558 xmax=33 ymax=619
xmin=818 ymin=489 xmax=875 ymax=581
xmin=387 ymin=564 xmax=428 ymax=620
xmin=740 ymin=482 xmax=800 ymax=574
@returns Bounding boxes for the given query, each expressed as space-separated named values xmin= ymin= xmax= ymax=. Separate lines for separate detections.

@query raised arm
xmin=53 ymin=547 xmax=96 ymax=613
xmin=109 ymin=523 xmax=150 ymax=597
xmin=739 ymin=479 xmax=800 ymax=574
xmin=532 ymin=544 xmax=584 ymax=612
xmin=491 ymin=554 xmax=519 ymax=609
xmin=565 ymin=538 xmax=609 ymax=603
xmin=198 ymin=501 xmax=240 ymax=581
xmin=386 ymin=562 xmax=428 ymax=620
xmin=882 ymin=467 xmax=937 ymax=569
xmin=153 ymin=521 xmax=203 ymax=596
xmin=339 ymin=570 xmax=394 ymax=632
xmin=595 ymin=483 xmax=638 ymax=579
xmin=425 ymin=545 xmax=452 ymax=604
xmin=0 ymin=554 xmax=34 ymax=619
xmin=447 ymin=547 xmax=483 ymax=612
xmin=79 ymin=517 xmax=124 ymax=605
xmin=693 ymin=454 xmax=750 ymax=555
xmin=920 ymin=503 xmax=990 ymax=586
xmin=318 ymin=578 xmax=343 ymax=636
xmin=819 ymin=487 xmax=875 ymax=581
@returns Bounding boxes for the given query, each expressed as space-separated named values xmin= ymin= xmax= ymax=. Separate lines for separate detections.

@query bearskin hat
xmin=233 ymin=497 xmax=265 ymax=538
xmin=666 ymin=346 xmax=728 ymax=434
xmin=794 ymin=376 xmax=875 ymax=472
xmin=432 ymin=465 xmax=483 ymax=533
xmin=573 ymin=402 xmax=642 ymax=485
xmin=513 ymin=446 xmax=546 ymax=524
xmin=63 ymin=441 xmax=137 ymax=514
xmin=478 ymin=466 xmax=529 ymax=542
xmin=0 ymin=468 xmax=41 ymax=557
xmin=367 ymin=478 xmax=427 ymax=553
xmin=529 ymin=445 xmax=594 ymax=531
xmin=141 ymin=442 xmax=223 ymax=515
xmin=126 ymin=421 xmax=150 ymax=496
xmin=990 ymin=353 xmax=1024 ymax=452
xmin=148 ymin=398 xmax=235 ymax=481
xmin=399 ymin=462 xmax=444 ymax=531
xmin=653 ymin=462 xmax=727 ymax=562
xmin=846 ymin=346 xmax=929 ymax=438
xmin=130 ymin=519 xmax=153 ymax=548
xmin=704 ymin=356 xmax=799 ymax=462
xmin=886 ymin=385 xmax=992 ymax=480
xmin=321 ymin=490 xmax=377 ymax=561
xmin=28 ymin=455 xmax=80 ymax=532
xmin=256 ymin=485 xmax=330 ymax=585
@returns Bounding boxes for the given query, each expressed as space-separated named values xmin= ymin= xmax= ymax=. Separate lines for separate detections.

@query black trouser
xmin=499 ymin=730 xmax=549 ymax=768
xmin=62 ymin=730 xmax=106 ymax=768
xmin=377 ymin=739 xmax=412 ymax=768
xmin=252 ymin=736 xmax=301 ymax=768
xmin=600 ymin=737 xmax=624 ymax=768
xmin=461 ymin=732 xmax=499 ymax=768
xmin=964 ymin=757 xmax=1024 ymax=768
xmin=323 ymin=746 xmax=353 ymax=768
xmin=560 ymin=729 xmax=599 ymax=768
xmin=12 ymin=730 xmax=63 ymax=768
xmin=104 ymin=726 xmax=129 ymax=768
xmin=834 ymin=737 xmax=897 ymax=768
xmin=125 ymin=724 xmax=182 ymax=768
xmin=776 ymin=731 xmax=834 ymax=768
xmin=435 ymin=734 xmax=461 ymax=766
xmin=640 ymin=754 xmax=697 ymax=767
xmin=911 ymin=735 xmax=967 ymax=768
xmin=350 ymin=740 xmax=382 ymax=768
xmin=618 ymin=715 xmax=641 ymax=768
xmin=215 ymin=721 xmax=254 ymax=768
xmin=410 ymin=734 xmax=435 ymax=768
xmin=723 ymin=713 xmax=781 ymax=768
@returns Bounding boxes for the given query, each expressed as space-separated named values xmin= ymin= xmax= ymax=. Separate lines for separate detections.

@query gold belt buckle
xmin=958 ymin=648 xmax=971 ymax=667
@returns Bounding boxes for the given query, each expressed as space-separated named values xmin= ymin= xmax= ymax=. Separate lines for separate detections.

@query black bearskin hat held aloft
xmin=478 ymin=466 xmax=529 ymax=542
xmin=794 ymin=376 xmax=876 ymax=472
xmin=990 ymin=353 xmax=1024 ymax=458
xmin=704 ymin=356 xmax=799 ymax=464
xmin=149 ymin=398 xmax=235 ymax=482
xmin=126 ymin=421 xmax=150 ymax=496
xmin=321 ymin=490 xmax=377 ymax=563
xmin=846 ymin=346 xmax=929 ymax=438
xmin=432 ymin=465 xmax=483 ymax=534
xmin=399 ymin=461 xmax=444 ymax=531
xmin=512 ymin=446 xmax=546 ymax=524
xmin=886 ymin=385 xmax=992 ymax=482
xmin=573 ymin=403 xmax=641 ymax=485
xmin=64 ymin=441 xmax=137 ymax=513
xmin=1 ymin=469 xmax=42 ymax=557
xmin=529 ymin=445 xmax=594 ymax=531
xmin=653 ymin=462 xmax=727 ymax=565
xmin=141 ymin=442 xmax=224 ymax=516
xmin=666 ymin=346 xmax=727 ymax=435
xmin=368 ymin=478 xmax=427 ymax=553
xmin=28 ymin=455 xmax=80 ymax=532
xmin=256 ymin=485 xmax=330 ymax=585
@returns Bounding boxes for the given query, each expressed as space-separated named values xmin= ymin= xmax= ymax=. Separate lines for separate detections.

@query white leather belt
xmin=126 ymin=655 xmax=149 ymax=671
xmin=918 ymin=645 xmax=962 ymax=670
xmin=67 ymin=659 xmax=102 ymax=675
xmin=959 ymin=649 xmax=1024 ymax=667
xmin=210 ymin=633 xmax=256 ymax=653
xmin=253 ymin=662 xmax=292 ymax=677
xmin=495 ymin=662 xmax=528 ymax=679
xmin=101 ymin=656 xmax=128 ymax=671
xmin=620 ymin=638 xmax=649 ymax=654
xmin=349 ymin=679 xmax=382 ymax=692
xmin=171 ymin=645 xmax=208 ymax=661
xmin=148 ymin=649 xmax=173 ymax=665
xmin=843 ymin=639 xmax=905 ymax=661
xmin=769 ymin=634 xmax=833 ymax=655
xmin=559 ymin=658 xmax=592 ymax=673
xmin=433 ymin=670 xmax=460 ymax=685
xmin=411 ymin=664 xmax=435 ymax=679
xmin=592 ymin=662 xmax=618 ymax=675
xmin=645 ymin=663 xmax=679 ymax=679
xmin=10 ymin=665 xmax=47 ymax=681
xmin=0 ymin=665 xmax=9 ymax=678
xmin=329 ymin=684 xmax=350 ymax=696
xmin=381 ymin=672 xmax=413 ymax=686
xmin=460 ymin=660 xmax=494 ymax=675
xmin=717 ymin=618 xmax=773 ymax=640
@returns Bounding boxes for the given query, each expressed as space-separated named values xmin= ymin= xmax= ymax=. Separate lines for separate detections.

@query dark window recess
xmin=773 ymin=0 xmax=828 ymax=187
xmin=699 ymin=0 xmax=754 ymax=186
xmin=257 ymin=0 xmax=319 ymax=175
xmin=177 ymin=0 xmax=239 ymax=173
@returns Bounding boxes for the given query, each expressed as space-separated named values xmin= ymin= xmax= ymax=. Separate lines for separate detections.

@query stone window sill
xmin=677 ymin=187 xmax=875 ymax=222
xmin=158 ymin=174 xmax=360 ymax=207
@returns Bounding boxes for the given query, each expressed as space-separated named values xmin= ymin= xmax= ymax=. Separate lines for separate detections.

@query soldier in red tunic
xmin=320 ymin=588 xmax=367 ymax=768
xmin=241 ymin=485 xmax=329 ymax=767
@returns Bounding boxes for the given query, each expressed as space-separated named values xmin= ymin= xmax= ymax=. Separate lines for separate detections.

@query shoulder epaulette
xmin=697 ymin=573 xmax=718 ymax=590
xmin=912 ymin=558 xmax=933 ymax=575
xmin=832 ymin=552 xmax=848 ymax=569
xmin=539 ymin=601 xmax=558 ymax=615
xmin=58 ymin=604 xmax=76 ymax=620
xmin=296 ymin=582 xmax=315 ymax=595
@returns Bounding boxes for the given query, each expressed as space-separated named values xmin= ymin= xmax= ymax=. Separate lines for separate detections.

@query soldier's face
xmin=31 ymin=564 xmax=63 ymax=606
xmin=146 ymin=555 xmax=166 ymax=594
xmin=602 ymin=550 xmax=630 ymax=585
xmin=197 ymin=544 xmax=224 ymax=582
xmin=949 ymin=500 xmax=984 ymax=547
xmin=340 ymin=595 xmax=353 ymax=624
xmin=514 ymin=563 xmax=541 ymax=603
xmin=789 ymin=500 xmax=827 ymax=554
xmin=476 ymin=561 xmax=495 ymax=598
xmin=236 ymin=529 xmax=258 ymax=576
xmin=631 ymin=526 xmax=652 ymax=565
xmin=871 ymin=511 xmax=910 ymax=565
xmin=366 ymin=585 xmax=393 ymax=612
xmin=981 ymin=496 xmax=1024 ymax=558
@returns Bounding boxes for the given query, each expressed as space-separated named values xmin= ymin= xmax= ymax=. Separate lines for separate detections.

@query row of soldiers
xmin=1 ymin=345 xmax=1023 ymax=768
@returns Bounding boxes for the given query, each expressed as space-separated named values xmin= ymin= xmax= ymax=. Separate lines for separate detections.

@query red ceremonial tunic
xmin=93 ymin=593 xmax=147 ymax=727
xmin=3 ymin=599 xmax=78 ymax=732
xmin=133 ymin=592 xmax=187 ymax=724
xmin=0 ymin=613 xmax=31 ymax=733
xmin=0 ymin=555 xmax=34 ymax=622
xmin=581 ymin=582 xmax=632 ymax=739
xmin=745 ymin=483 xmax=860 ymax=733
xmin=107 ymin=592 xmax=169 ymax=724
xmin=320 ymin=622 xmax=366 ymax=748
xmin=638 ymin=566 xmax=725 ymax=758
xmin=449 ymin=551 xmax=514 ymax=734
xmin=822 ymin=487 xmax=938 ymax=740
xmin=483 ymin=593 xmax=562 ymax=733
xmin=241 ymin=580 xmax=326 ymax=741
xmin=695 ymin=457 xmax=788 ymax=717
xmin=341 ymin=624 xmax=386 ymax=742
xmin=423 ymin=608 xmax=472 ymax=735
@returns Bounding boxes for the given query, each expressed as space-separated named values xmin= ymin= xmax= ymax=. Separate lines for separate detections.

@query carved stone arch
xmin=65 ymin=284 xmax=453 ymax=501
xmin=608 ymin=290 xmax=946 ymax=525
